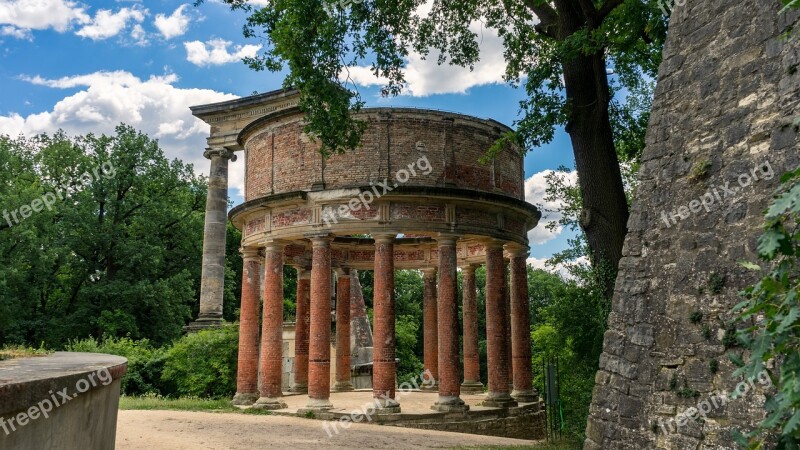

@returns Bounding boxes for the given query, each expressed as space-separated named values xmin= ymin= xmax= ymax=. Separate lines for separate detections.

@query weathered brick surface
xmin=293 ymin=269 xmax=310 ymax=390
xmin=244 ymin=109 xmax=524 ymax=202
xmin=461 ymin=265 xmax=481 ymax=385
xmin=259 ymin=245 xmax=284 ymax=399
xmin=510 ymin=255 xmax=534 ymax=397
xmin=308 ymin=238 xmax=332 ymax=404
xmin=485 ymin=245 xmax=511 ymax=399
xmin=422 ymin=268 xmax=439 ymax=385
xmin=372 ymin=235 xmax=397 ymax=403
xmin=585 ymin=2 xmax=800 ymax=449
xmin=436 ymin=238 xmax=461 ymax=399
xmin=236 ymin=254 xmax=261 ymax=397
xmin=335 ymin=272 xmax=352 ymax=387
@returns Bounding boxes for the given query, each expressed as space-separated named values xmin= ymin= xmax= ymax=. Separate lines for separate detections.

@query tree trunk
xmin=556 ymin=0 xmax=629 ymax=298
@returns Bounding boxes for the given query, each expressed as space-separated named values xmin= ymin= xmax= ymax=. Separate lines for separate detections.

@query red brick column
xmin=503 ymin=259 xmax=514 ymax=390
xmin=292 ymin=267 xmax=310 ymax=393
xmin=334 ymin=268 xmax=354 ymax=392
xmin=305 ymin=236 xmax=334 ymax=410
xmin=483 ymin=242 xmax=517 ymax=408
xmin=508 ymin=247 xmax=537 ymax=402
xmin=460 ymin=264 xmax=484 ymax=394
xmin=421 ymin=268 xmax=438 ymax=390
xmin=254 ymin=242 xmax=287 ymax=410
xmin=432 ymin=235 xmax=468 ymax=412
xmin=233 ymin=248 xmax=261 ymax=405
xmin=372 ymin=233 xmax=400 ymax=413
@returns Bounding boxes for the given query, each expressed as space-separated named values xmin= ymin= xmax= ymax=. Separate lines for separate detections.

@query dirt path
xmin=117 ymin=410 xmax=536 ymax=449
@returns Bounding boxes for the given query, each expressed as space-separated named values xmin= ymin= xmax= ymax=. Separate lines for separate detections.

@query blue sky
xmin=0 ymin=0 xmax=579 ymax=267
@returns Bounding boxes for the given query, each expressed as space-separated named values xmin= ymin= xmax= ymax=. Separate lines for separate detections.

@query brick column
xmin=372 ymin=233 xmax=400 ymax=413
xmin=482 ymin=242 xmax=517 ymax=408
xmin=253 ymin=242 xmax=287 ymax=410
xmin=508 ymin=246 xmax=537 ymax=402
xmin=292 ymin=267 xmax=311 ymax=393
xmin=305 ymin=236 xmax=334 ymax=410
xmin=334 ymin=268 xmax=354 ymax=392
xmin=503 ymin=259 xmax=514 ymax=391
xmin=432 ymin=235 xmax=468 ymax=412
xmin=187 ymin=148 xmax=236 ymax=331
xmin=460 ymin=264 xmax=484 ymax=394
xmin=233 ymin=247 xmax=261 ymax=405
xmin=421 ymin=268 xmax=438 ymax=390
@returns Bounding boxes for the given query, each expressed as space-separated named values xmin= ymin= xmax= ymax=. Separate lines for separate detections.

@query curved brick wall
xmin=241 ymin=108 xmax=524 ymax=202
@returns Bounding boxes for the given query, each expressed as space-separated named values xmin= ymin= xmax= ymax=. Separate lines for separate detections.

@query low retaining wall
xmin=0 ymin=352 xmax=128 ymax=450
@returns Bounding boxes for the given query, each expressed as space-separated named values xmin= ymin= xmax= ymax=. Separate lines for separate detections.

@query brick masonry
xmin=585 ymin=2 xmax=800 ymax=449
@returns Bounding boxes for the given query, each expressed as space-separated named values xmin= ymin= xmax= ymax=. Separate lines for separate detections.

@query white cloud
xmin=527 ymin=255 xmax=589 ymax=281
xmin=0 ymin=24 xmax=29 ymax=39
xmin=0 ymin=0 xmax=89 ymax=37
xmin=130 ymin=23 xmax=148 ymax=46
xmin=76 ymin=6 xmax=147 ymax=41
xmin=0 ymin=71 xmax=247 ymax=196
xmin=184 ymin=38 xmax=262 ymax=66
xmin=525 ymin=169 xmax=579 ymax=245
xmin=154 ymin=4 xmax=190 ymax=39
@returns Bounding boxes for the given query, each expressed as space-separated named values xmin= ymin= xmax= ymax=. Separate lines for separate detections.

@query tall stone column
xmin=503 ymin=259 xmax=514 ymax=390
xmin=305 ymin=236 xmax=334 ymax=410
xmin=334 ymin=268 xmax=354 ymax=392
xmin=508 ymin=247 xmax=537 ymax=402
xmin=432 ymin=235 xmax=468 ymax=412
xmin=254 ymin=242 xmax=287 ymax=410
xmin=421 ymin=268 xmax=438 ymax=390
xmin=460 ymin=264 xmax=484 ymax=394
xmin=188 ymin=148 xmax=236 ymax=331
xmin=483 ymin=242 xmax=517 ymax=408
xmin=372 ymin=233 xmax=400 ymax=413
xmin=233 ymin=247 xmax=261 ymax=405
xmin=293 ymin=267 xmax=311 ymax=393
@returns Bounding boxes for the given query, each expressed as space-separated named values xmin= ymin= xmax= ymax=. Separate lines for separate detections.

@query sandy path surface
xmin=117 ymin=410 xmax=535 ymax=449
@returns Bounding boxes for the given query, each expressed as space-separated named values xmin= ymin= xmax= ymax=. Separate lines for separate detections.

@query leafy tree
xmin=207 ymin=0 xmax=667 ymax=297
xmin=732 ymin=166 xmax=800 ymax=448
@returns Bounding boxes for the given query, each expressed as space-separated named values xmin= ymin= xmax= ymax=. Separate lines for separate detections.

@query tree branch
xmin=597 ymin=0 xmax=625 ymax=23
xmin=522 ymin=0 xmax=560 ymax=39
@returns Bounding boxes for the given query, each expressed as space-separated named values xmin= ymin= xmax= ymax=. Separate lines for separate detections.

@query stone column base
xmin=252 ymin=397 xmax=287 ymax=410
xmin=183 ymin=316 xmax=224 ymax=333
xmin=460 ymin=381 xmax=485 ymax=394
xmin=511 ymin=390 xmax=539 ymax=403
xmin=481 ymin=394 xmax=518 ymax=408
xmin=431 ymin=396 xmax=469 ymax=413
xmin=421 ymin=381 xmax=439 ymax=391
xmin=333 ymin=381 xmax=354 ymax=392
xmin=302 ymin=398 xmax=334 ymax=411
xmin=291 ymin=383 xmax=308 ymax=394
xmin=232 ymin=392 xmax=259 ymax=406
xmin=373 ymin=398 xmax=401 ymax=414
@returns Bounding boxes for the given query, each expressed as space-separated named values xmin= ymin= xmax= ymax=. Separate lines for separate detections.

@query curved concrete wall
xmin=0 ymin=352 xmax=127 ymax=450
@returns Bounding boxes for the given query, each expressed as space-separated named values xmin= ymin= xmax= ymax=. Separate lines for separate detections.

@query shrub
xmin=161 ymin=325 xmax=239 ymax=398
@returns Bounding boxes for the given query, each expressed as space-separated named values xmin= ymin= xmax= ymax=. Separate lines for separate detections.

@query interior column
xmin=460 ymin=264 xmax=484 ymax=394
xmin=421 ymin=268 xmax=438 ymax=390
xmin=253 ymin=242 xmax=287 ymax=410
xmin=372 ymin=233 xmax=400 ymax=413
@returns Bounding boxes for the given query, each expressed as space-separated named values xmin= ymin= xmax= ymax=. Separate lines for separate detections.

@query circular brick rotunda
xmin=188 ymin=89 xmax=541 ymax=414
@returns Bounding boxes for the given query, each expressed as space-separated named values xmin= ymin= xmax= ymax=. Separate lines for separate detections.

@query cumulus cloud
xmin=0 ymin=71 xmax=247 ymax=196
xmin=525 ymin=169 xmax=579 ymax=245
xmin=75 ymin=6 xmax=147 ymax=40
xmin=154 ymin=4 xmax=190 ymax=39
xmin=0 ymin=0 xmax=89 ymax=37
xmin=184 ymin=38 xmax=262 ymax=66
xmin=527 ymin=255 xmax=589 ymax=281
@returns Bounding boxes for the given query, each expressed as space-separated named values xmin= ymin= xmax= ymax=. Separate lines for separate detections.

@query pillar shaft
xmin=254 ymin=243 xmax=287 ymax=410
xmin=373 ymin=234 xmax=400 ymax=412
xmin=233 ymin=249 xmax=261 ymax=405
xmin=334 ymin=269 xmax=353 ymax=391
xmin=432 ymin=236 xmax=468 ymax=412
xmin=461 ymin=265 xmax=484 ymax=393
xmin=422 ymin=268 xmax=438 ymax=389
xmin=194 ymin=148 xmax=234 ymax=328
xmin=510 ymin=252 xmax=537 ymax=402
xmin=483 ymin=243 xmax=517 ymax=407
xmin=293 ymin=268 xmax=311 ymax=393
xmin=503 ymin=262 xmax=514 ymax=389
xmin=306 ymin=236 xmax=333 ymax=410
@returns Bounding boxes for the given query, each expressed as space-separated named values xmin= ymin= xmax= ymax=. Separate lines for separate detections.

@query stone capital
xmin=460 ymin=263 xmax=480 ymax=274
xmin=421 ymin=267 xmax=438 ymax=278
xmin=504 ymin=243 xmax=529 ymax=258
xmin=263 ymin=240 xmax=287 ymax=254
xmin=203 ymin=147 xmax=238 ymax=162
xmin=372 ymin=233 xmax=396 ymax=244
xmin=334 ymin=267 xmax=351 ymax=277
xmin=240 ymin=247 xmax=261 ymax=261
xmin=482 ymin=238 xmax=506 ymax=251
xmin=435 ymin=233 xmax=460 ymax=246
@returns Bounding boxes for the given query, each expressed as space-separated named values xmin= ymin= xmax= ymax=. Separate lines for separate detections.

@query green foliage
xmin=722 ymin=323 xmax=739 ymax=349
xmin=690 ymin=311 xmax=703 ymax=324
xmin=689 ymin=159 xmax=712 ymax=181
xmin=66 ymin=336 xmax=173 ymax=396
xmin=394 ymin=270 xmax=424 ymax=384
xmin=702 ymin=325 xmax=712 ymax=340
xmin=0 ymin=344 xmax=51 ymax=361
xmin=669 ymin=373 xmax=678 ymax=390
xmin=162 ymin=325 xmax=239 ymax=398
xmin=675 ymin=379 xmax=700 ymax=399
xmin=708 ymin=272 xmax=726 ymax=294
xmin=709 ymin=359 xmax=719 ymax=375
xmin=732 ymin=166 xmax=800 ymax=448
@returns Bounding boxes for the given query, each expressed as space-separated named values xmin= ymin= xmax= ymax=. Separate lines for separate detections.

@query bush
xmin=66 ymin=336 xmax=172 ymax=396
xmin=161 ymin=325 xmax=239 ymax=398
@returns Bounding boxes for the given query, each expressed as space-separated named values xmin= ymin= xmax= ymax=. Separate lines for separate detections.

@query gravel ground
xmin=116 ymin=409 xmax=537 ymax=449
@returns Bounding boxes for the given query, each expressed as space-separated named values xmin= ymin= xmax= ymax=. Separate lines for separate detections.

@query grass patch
xmin=0 ymin=345 xmax=52 ymax=361
xmin=119 ymin=395 xmax=271 ymax=415
xmin=449 ymin=440 xmax=581 ymax=450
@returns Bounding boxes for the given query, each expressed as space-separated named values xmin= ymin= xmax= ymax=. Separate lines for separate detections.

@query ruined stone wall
xmin=585 ymin=1 xmax=800 ymax=449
